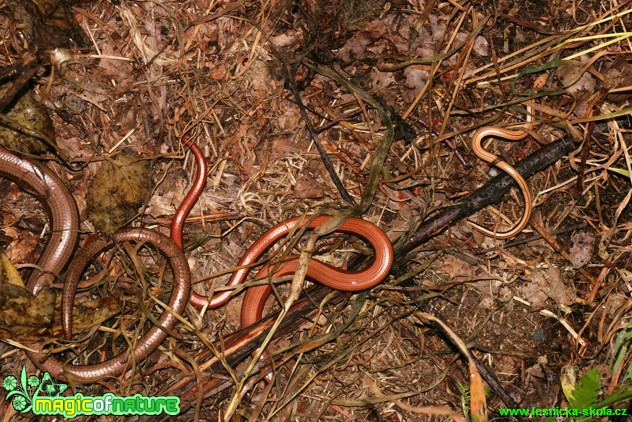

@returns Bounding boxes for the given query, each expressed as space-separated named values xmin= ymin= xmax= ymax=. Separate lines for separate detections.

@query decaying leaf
xmin=0 ymin=283 xmax=55 ymax=331
xmin=0 ymin=83 xmax=55 ymax=154
xmin=87 ymin=151 xmax=150 ymax=233
xmin=0 ymin=254 xmax=121 ymax=342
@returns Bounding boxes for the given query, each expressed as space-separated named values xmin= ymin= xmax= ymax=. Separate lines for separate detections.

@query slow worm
xmin=239 ymin=216 xmax=394 ymax=328
xmin=168 ymin=140 xmax=394 ymax=316
xmin=2 ymin=137 xmax=392 ymax=383
xmin=54 ymin=229 xmax=190 ymax=383
xmin=1 ymin=147 xmax=190 ymax=382
xmin=0 ymin=147 xmax=79 ymax=294
xmin=184 ymin=215 xmax=394 ymax=312
xmin=469 ymin=126 xmax=533 ymax=239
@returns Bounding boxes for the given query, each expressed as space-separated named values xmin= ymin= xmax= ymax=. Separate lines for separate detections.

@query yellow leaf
xmin=1 ymin=253 xmax=26 ymax=288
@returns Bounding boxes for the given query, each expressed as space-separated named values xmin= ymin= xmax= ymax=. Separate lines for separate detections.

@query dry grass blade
xmin=414 ymin=312 xmax=488 ymax=422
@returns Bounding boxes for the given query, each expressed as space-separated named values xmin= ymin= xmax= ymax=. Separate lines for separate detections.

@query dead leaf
xmin=525 ymin=267 xmax=576 ymax=307
xmin=569 ymin=231 xmax=595 ymax=269
xmin=1 ymin=254 xmax=25 ymax=288
xmin=294 ymin=175 xmax=326 ymax=199
xmin=440 ymin=254 xmax=476 ymax=279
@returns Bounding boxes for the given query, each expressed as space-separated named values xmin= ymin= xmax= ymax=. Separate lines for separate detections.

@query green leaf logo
xmin=2 ymin=368 xmax=68 ymax=413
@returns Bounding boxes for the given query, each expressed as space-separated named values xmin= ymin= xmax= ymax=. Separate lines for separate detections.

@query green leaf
xmin=19 ymin=367 xmax=28 ymax=392
xmin=624 ymin=361 xmax=632 ymax=384
xmin=607 ymin=167 xmax=631 ymax=177
xmin=570 ymin=368 xmax=601 ymax=410
xmin=611 ymin=319 xmax=632 ymax=382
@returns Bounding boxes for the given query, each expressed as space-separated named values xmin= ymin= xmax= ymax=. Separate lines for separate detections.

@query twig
xmin=396 ymin=136 xmax=575 ymax=260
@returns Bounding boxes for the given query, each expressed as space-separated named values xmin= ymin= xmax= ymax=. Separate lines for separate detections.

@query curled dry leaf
xmin=0 ymin=284 xmax=56 ymax=336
